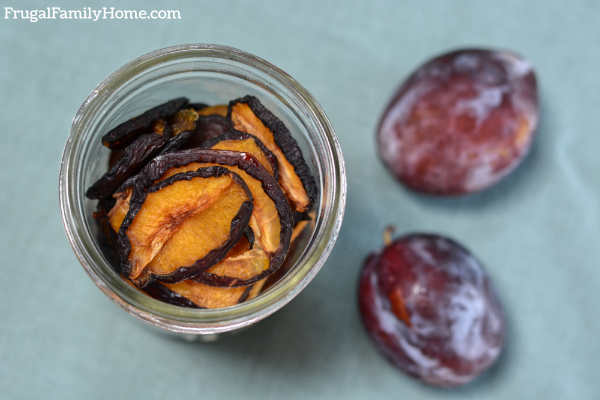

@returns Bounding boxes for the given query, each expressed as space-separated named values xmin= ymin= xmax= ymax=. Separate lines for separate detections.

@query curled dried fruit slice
xmin=155 ymin=130 xmax=193 ymax=156
xmin=203 ymin=130 xmax=279 ymax=179
xmin=183 ymin=115 xmax=233 ymax=149
xmin=142 ymin=281 xmax=201 ymax=308
xmin=86 ymin=134 xmax=166 ymax=200
xmin=159 ymin=279 xmax=255 ymax=309
xmin=102 ymin=97 xmax=189 ymax=149
xmin=144 ymin=179 xmax=254 ymax=283
xmin=145 ymin=242 xmax=269 ymax=308
xmin=196 ymin=248 xmax=271 ymax=287
xmin=229 ymin=96 xmax=317 ymax=212
xmin=137 ymin=149 xmax=293 ymax=286
xmin=197 ymin=104 xmax=228 ymax=117
xmin=89 ymin=126 xmax=193 ymax=201
xmin=117 ymin=166 xmax=253 ymax=286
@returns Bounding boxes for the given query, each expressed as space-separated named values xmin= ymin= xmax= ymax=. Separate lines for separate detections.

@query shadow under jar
xmin=59 ymin=44 xmax=346 ymax=336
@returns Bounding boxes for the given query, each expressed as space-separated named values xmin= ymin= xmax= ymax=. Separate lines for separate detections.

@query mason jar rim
xmin=59 ymin=44 xmax=346 ymax=335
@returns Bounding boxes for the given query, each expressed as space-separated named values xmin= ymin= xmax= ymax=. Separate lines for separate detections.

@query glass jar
xmin=59 ymin=44 xmax=346 ymax=336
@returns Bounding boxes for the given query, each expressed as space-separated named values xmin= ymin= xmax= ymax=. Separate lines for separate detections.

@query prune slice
xmin=136 ymin=149 xmax=293 ymax=287
xmin=149 ymin=245 xmax=269 ymax=308
xmin=102 ymin=97 xmax=189 ymax=149
xmin=203 ymin=130 xmax=279 ymax=179
xmin=86 ymin=133 xmax=166 ymax=199
xmin=143 ymin=281 xmax=201 ymax=308
xmin=229 ymin=95 xmax=317 ymax=212
xmin=158 ymin=278 xmax=259 ymax=309
xmin=143 ymin=178 xmax=254 ymax=284
xmin=377 ymin=49 xmax=538 ymax=195
xmin=183 ymin=115 xmax=233 ymax=149
xmin=117 ymin=166 xmax=253 ymax=286
xmin=358 ymin=232 xmax=505 ymax=387
xmin=156 ymin=130 xmax=193 ymax=156
xmin=89 ymin=126 xmax=196 ymax=201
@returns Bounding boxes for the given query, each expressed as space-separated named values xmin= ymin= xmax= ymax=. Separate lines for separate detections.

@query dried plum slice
xmin=86 ymin=133 xmax=166 ymax=200
xmin=202 ymin=130 xmax=279 ymax=179
xmin=136 ymin=149 xmax=293 ymax=286
xmin=156 ymin=130 xmax=193 ymax=156
xmin=159 ymin=278 xmax=258 ymax=309
xmin=229 ymin=95 xmax=317 ymax=212
xmin=143 ymin=281 xmax=201 ymax=308
xmin=102 ymin=97 xmax=189 ymax=149
xmin=144 ymin=177 xmax=254 ymax=284
xmin=183 ymin=115 xmax=233 ymax=149
xmin=142 ymin=233 xmax=261 ymax=308
xmin=88 ymin=126 xmax=194 ymax=200
xmin=117 ymin=166 xmax=253 ymax=286
xmin=163 ymin=162 xmax=282 ymax=267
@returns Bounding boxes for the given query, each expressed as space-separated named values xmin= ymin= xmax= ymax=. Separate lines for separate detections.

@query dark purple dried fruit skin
xmin=377 ymin=48 xmax=538 ymax=195
xmin=184 ymin=115 xmax=233 ymax=148
xmin=117 ymin=166 xmax=253 ymax=286
xmin=237 ymin=285 xmax=253 ymax=303
xmin=156 ymin=129 xmax=193 ymax=156
xmin=358 ymin=233 xmax=505 ymax=387
xmin=102 ymin=97 xmax=188 ymax=149
xmin=143 ymin=281 xmax=202 ymax=308
xmin=189 ymin=102 xmax=208 ymax=110
xmin=112 ymin=130 xmax=193 ymax=195
xmin=86 ymin=133 xmax=166 ymax=199
xmin=200 ymin=129 xmax=280 ymax=181
xmin=228 ymin=95 xmax=318 ymax=210
xmin=134 ymin=148 xmax=293 ymax=287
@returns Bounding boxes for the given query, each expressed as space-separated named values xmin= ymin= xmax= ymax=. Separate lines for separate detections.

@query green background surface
xmin=1 ymin=1 xmax=598 ymax=398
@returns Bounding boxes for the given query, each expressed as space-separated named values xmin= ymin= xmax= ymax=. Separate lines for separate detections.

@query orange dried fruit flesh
xmin=136 ymin=149 xmax=293 ymax=287
xmin=116 ymin=166 xmax=253 ymax=286
xmin=143 ymin=181 xmax=253 ymax=283
xmin=160 ymin=162 xmax=280 ymax=287
xmin=228 ymin=96 xmax=317 ymax=212
xmin=161 ymin=162 xmax=281 ymax=255
xmin=162 ymin=237 xmax=267 ymax=308
xmin=147 ymin=264 xmax=269 ymax=309
xmin=108 ymin=188 xmax=132 ymax=232
xmin=203 ymin=130 xmax=279 ymax=179
xmin=163 ymin=281 xmax=251 ymax=308
xmin=171 ymin=108 xmax=199 ymax=135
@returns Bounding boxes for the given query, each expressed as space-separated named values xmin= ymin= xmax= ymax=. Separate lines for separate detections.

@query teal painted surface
xmin=1 ymin=0 xmax=598 ymax=398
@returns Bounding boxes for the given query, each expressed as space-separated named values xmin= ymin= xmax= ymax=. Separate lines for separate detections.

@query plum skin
xmin=377 ymin=48 xmax=539 ymax=195
xmin=358 ymin=233 xmax=505 ymax=387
